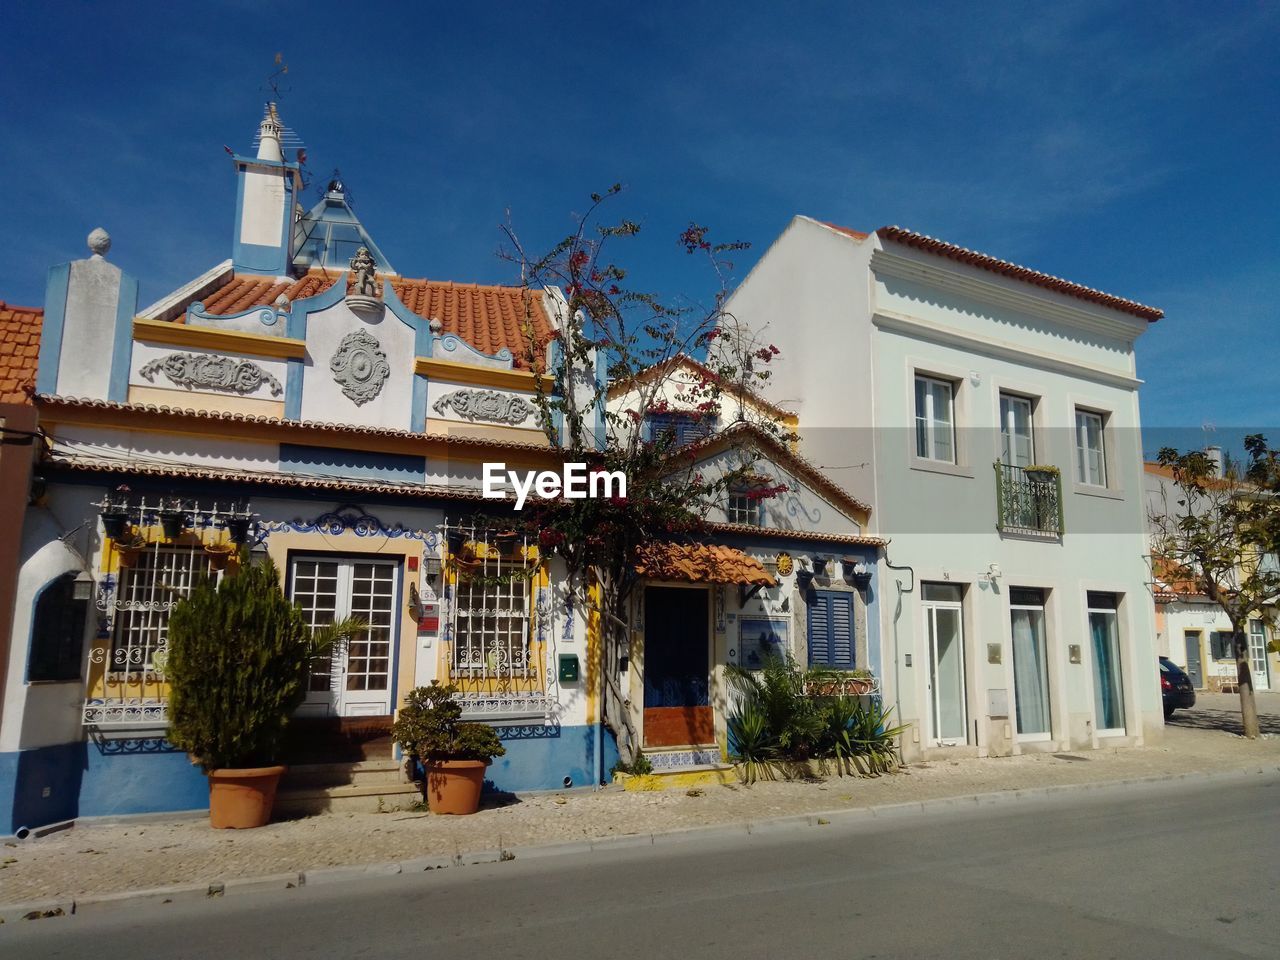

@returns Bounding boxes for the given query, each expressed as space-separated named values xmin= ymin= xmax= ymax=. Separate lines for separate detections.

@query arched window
xmin=27 ymin=573 xmax=88 ymax=683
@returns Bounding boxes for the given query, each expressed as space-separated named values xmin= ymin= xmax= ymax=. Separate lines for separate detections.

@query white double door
xmin=291 ymin=557 xmax=399 ymax=717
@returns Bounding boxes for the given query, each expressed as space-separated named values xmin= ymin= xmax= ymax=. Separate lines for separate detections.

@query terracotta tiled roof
xmin=634 ymin=542 xmax=777 ymax=586
xmin=682 ymin=421 xmax=873 ymax=519
xmin=390 ymin=280 xmax=554 ymax=370
xmin=874 ymin=225 xmax=1163 ymax=321
xmin=705 ymin=521 xmax=886 ymax=547
xmin=182 ymin=272 xmax=555 ymax=370
xmin=823 ymin=223 xmax=870 ymax=241
xmin=0 ymin=301 xmax=43 ymax=404
xmin=198 ymin=273 xmax=336 ymax=316
xmin=41 ymin=454 xmax=497 ymax=503
xmin=607 ymin=354 xmax=799 ymax=422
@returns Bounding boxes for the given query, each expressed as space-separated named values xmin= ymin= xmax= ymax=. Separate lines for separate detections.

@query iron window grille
xmin=994 ymin=463 xmax=1063 ymax=537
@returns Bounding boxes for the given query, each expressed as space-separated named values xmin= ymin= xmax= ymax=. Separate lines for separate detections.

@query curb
xmin=3 ymin=764 xmax=1275 ymax=923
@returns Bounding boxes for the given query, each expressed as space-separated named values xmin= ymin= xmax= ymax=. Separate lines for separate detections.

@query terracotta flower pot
xmin=423 ymin=759 xmax=489 ymax=815
xmin=207 ymin=765 xmax=286 ymax=829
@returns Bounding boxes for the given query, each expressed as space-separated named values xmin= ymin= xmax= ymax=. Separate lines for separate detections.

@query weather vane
xmin=263 ymin=52 xmax=291 ymax=101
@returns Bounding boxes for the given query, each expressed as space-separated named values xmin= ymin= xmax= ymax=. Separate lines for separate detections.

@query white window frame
xmin=915 ymin=374 xmax=956 ymax=464
xmin=726 ymin=488 xmax=761 ymax=526
xmin=1075 ymin=408 xmax=1107 ymax=487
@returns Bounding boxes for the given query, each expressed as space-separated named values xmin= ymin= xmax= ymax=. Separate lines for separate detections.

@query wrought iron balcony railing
xmin=994 ymin=463 xmax=1064 ymax=537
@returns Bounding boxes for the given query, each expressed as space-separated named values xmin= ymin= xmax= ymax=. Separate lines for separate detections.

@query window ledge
xmin=909 ymin=458 xmax=974 ymax=479
xmin=1072 ymin=483 xmax=1125 ymax=501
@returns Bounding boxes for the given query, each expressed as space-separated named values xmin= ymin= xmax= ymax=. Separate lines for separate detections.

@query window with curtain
xmin=1075 ymin=409 xmax=1107 ymax=486
xmin=1209 ymin=631 xmax=1237 ymax=661
xmin=1086 ymin=591 xmax=1125 ymax=731
xmin=27 ymin=573 xmax=88 ymax=682
xmin=807 ymin=590 xmax=855 ymax=669
xmin=915 ymin=375 xmax=955 ymax=463
xmin=1010 ymin=587 xmax=1051 ymax=737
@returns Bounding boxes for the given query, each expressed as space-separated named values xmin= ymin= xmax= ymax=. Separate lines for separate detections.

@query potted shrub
xmin=391 ymin=681 xmax=505 ymax=815
xmin=1023 ymin=464 xmax=1060 ymax=484
xmin=166 ymin=552 xmax=363 ymax=828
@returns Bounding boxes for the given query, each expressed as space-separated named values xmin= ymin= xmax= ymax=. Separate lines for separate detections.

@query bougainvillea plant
xmin=488 ymin=186 xmax=792 ymax=764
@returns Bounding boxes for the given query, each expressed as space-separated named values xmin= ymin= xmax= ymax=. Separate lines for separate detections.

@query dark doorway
xmin=1184 ymin=631 xmax=1204 ymax=689
xmin=643 ymin=587 xmax=712 ymax=748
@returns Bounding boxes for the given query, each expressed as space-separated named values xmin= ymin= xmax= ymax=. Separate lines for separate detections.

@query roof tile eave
xmin=872 ymin=225 xmax=1163 ymax=322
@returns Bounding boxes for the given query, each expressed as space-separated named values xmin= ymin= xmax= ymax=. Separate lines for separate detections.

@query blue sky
xmin=3 ymin=1 xmax=1276 ymax=453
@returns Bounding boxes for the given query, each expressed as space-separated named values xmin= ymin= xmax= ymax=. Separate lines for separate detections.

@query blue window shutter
xmin=831 ymin=593 xmax=854 ymax=668
xmin=808 ymin=591 xmax=855 ymax=668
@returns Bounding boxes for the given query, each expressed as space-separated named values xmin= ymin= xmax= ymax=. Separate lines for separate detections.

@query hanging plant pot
xmin=100 ymin=511 xmax=130 ymax=540
xmin=161 ymin=509 xmax=187 ymax=539
xmin=1024 ymin=466 xmax=1059 ymax=484
xmin=495 ymin=532 xmax=520 ymax=554
xmin=446 ymin=530 xmax=466 ymax=554
xmin=225 ymin=515 xmax=253 ymax=544
xmin=204 ymin=543 xmax=237 ymax=570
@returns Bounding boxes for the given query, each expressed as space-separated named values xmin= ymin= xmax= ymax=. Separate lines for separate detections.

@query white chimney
xmin=256 ymin=102 xmax=284 ymax=162
xmin=1205 ymin=445 xmax=1224 ymax=478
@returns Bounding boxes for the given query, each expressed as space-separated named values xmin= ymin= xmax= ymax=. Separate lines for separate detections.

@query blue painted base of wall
xmin=486 ymin=722 xmax=618 ymax=794
xmin=401 ymin=724 xmax=621 ymax=794
xmin=2 ymin=725 xmax=620 ymax=833
xmin=1 ymin=739 xmax=208 ymax=836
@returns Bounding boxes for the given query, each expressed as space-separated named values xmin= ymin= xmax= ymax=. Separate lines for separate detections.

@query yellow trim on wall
xmin=416 ymin=357 xmax=545 ymax=392
xmin=439 ymin=542 xmax=548 ymax=697
xmin=134 ymin=318 xmax=307 ymax=359
xmin=587 ymin=578 xmax=602 ymax=725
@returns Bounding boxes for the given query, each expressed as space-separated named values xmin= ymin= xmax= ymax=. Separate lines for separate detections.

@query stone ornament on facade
xmin=330 ymin=329 xmax=391 ymax=405
xmin=432 ymin=388 xmax=534 ymax=425
xmin=139 ymin=352 xmax=284 ymax=397
xmin=349 ymin=246 xmax=381 ymax=298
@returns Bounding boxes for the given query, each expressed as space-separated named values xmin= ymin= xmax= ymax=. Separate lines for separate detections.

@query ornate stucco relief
xmin=330 ymin=329 xmax=391 ymax=405
xmin=432 ymin=389 xmax=534 ymax=425
xmin=138 ymin=352 xmax=283 ymax=396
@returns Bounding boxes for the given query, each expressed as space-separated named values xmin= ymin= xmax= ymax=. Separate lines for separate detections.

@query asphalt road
xmin=7 ymin=773 xmax=1279 ymax=959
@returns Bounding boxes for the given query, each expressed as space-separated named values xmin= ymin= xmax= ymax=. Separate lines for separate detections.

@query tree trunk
xmin=1232 ymin=624 xmax=1260 ymax=739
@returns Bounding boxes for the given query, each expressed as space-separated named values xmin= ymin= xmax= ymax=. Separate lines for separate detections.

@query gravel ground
xmin=3 ymin=721 xmax=1277 ymax=905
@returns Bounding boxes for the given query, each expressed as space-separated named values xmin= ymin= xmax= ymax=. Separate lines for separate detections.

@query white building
xmin=722 ymin=217 xmax=1166 ymax=759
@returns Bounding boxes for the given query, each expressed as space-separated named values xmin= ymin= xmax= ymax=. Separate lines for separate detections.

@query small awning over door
xmin=634 ymin=542 xmax=776 ymax=586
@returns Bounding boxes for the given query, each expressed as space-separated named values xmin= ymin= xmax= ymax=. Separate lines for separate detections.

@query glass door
xmin=1087 ymin=592 xmax=1125 ymax=734
xmin=923 ymin=583 xmax=967 ymax=745
xmin=1249 ymin=621 xmax=1271 ymax=692
xmin=291 ymin=557 xmax=399 ymax=717
xmin=1010 ymin=587 xmax=1051 ymax=740
xmin=1000 ymin=394 xmax=1034 ymax=468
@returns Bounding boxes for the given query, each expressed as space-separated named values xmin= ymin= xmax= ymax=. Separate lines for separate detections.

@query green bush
xmin=726 ymin=654 xmax=909 ymax=780
xmin=166 ymin=553 xmax=364 ymax=772
xmin=391 ymin=681 xmax=506 ymax=763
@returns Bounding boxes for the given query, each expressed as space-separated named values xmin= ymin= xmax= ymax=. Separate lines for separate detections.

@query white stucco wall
xmin=300 ymin=301 xmax=415 ymax=429
xmin=239 ymin=168 xmax=286 ymax=248
xmin=55 ymin=258 xmax=122 ymax=400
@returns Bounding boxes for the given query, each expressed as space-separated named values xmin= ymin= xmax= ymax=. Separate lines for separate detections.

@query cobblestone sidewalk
xmin=3 ymin=724 xmax=1276 ymax=905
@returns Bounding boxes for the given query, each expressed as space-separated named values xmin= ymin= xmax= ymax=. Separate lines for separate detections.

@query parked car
xmin=1159 ymin=657 xmax=1196 ymax=718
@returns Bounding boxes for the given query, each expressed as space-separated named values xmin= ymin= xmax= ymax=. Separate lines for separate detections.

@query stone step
xmin=275 ymin=780 xmax=423 ymax=816
xmin=280 ymin=759 xmax=405 ymax=791
xmin=616 ymin=764 xmax=737 ymax=791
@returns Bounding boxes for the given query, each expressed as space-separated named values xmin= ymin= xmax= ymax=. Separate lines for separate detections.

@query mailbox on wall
xmin=559 ymin=654 xmax=580 ymax=683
